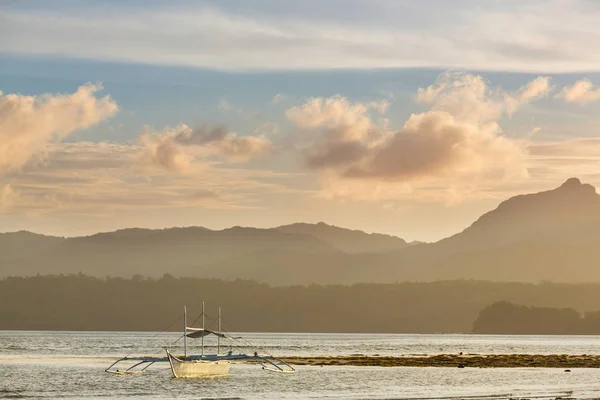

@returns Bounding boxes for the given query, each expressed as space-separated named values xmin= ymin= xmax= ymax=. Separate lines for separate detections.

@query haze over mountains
xmin=3 ymin=178 xmax=600 ymax=285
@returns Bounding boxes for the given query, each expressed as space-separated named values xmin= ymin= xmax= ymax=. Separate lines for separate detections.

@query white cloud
xmin=505 ymin=76 xmax=552 ymax=115
xmin=218 ymin=99 xmax=233 ymax=112
xmin=417 ymin=73 xmax=551 ymax=121
xmin=417 ymin=73 xmax=504 ymax=123
xmin=0 ymin=83 xmax=118 ymax=173
xmin=556 ymin=80 xmax=600 ymax=105
xmin=271 ymin=94 xmax=286 ymax=104
xmin=286 ymin=96 xmax=387 ymax=138
xmin=218 ymin=99 xmax=245 ymax=114
xmin=2 ymin=1 xmax=600 ymax=72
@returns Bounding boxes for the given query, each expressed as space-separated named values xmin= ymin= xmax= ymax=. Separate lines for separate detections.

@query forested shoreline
xmin=5 ymin=274 xmax=600 ymax=334
xmin=473 ymin=301 xmax=600 ymax=334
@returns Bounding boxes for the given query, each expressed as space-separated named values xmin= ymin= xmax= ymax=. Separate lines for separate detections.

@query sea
xmin=2 ymin=331 xmax=600 ymax=399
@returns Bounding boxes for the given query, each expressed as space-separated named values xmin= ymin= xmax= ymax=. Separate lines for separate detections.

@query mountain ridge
xmin=3 ymin=178 xmax=600 ymax=285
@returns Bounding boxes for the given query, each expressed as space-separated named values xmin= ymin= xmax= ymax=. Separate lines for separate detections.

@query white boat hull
xmin=166 ymin=350 xmax=230 ymax=378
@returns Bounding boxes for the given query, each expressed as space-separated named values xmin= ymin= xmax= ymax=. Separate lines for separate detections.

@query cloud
xmin=253 ymin=121 xmax=280 ymax=137
xmin=523 ymin=137 xmax=600 ymax=191
xmin=140 ymin=128 xmax=193 ymax=173
xmin=417 ymin=73 xmax=551 ymax=121
xmin=344 ymin=111 xmax=524 ymax=181
xmin=218 ymin=99 xmax=245 ymax=114
xmin=0 ymin=141 xmax=299 ymax=216
xmin=190 ymin=189 xmax=219 ymax=200
xmin=286 ymin=96 xmax=387 ymax=132
xmin=416 ymin=73 xmax=504 ymax=123
xmin=3 ymin=1 xmax=600 ymax=72
xmin=140 ymin=124 xmax=272 ymax=172
xmin=285 ymin=96 xmax=390 ymax=171
xmin=504 ymin=76 xmax=552 ymax=115
xmin=215 ymin=134 xmax=272 ymax=160
xmin=271 ymin=94 xmax=286 ymax=104
xmin=0 ymin=83 xmax=118 ymax=173
xmin=555 ymin=80 xmax=600 ymax=105
xmin=287 ymin=73 xmax=546 ymax=197
xmin=0 ymin=184 xmax=18 ymax=212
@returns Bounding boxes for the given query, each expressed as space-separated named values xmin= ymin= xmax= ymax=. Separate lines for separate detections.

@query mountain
xmin=275 ymin=222 xmax=407 ymax=253
xmin=441 ymin=177 xmax=600 ymax=251
xmin=472 ymin=301 xmax=586 ymax=334
xmin=0 ymin=223 xmax=403 ymax=281
xmin=391 ymin=177 xmax=600 ymax=282
xmin=0 ymin=231 xmax=66 ymax=273
xmin=4 ymin=178 xmax=600 ymax=285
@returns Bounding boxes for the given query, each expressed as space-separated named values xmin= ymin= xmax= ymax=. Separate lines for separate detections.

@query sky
xmin=2 ymin=0 xmax=600 ymax=242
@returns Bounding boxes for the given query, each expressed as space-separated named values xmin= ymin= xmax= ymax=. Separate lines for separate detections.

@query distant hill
xmin=0 ymin=223 xmax=404 ymax=281
xmin=472 ymin=301 xmax=600 ymax=335
xmin=275 ymin=222 xmax=408 ymax=253
xmin=4 ymin=178 xmax=600 ymax=284
xmin=0 ymin=231 xmax=66 ymax=273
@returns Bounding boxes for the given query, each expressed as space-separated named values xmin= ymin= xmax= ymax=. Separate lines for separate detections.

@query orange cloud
xmin=0 ymin=184 xmax=18 ymax=212
xmin=0 ymin=83 xmax=118 ymax=173
xmin=139 ymin=124 xmax=272 ymax=173
xmin=286 ymin=73 xmax=541 ymax=191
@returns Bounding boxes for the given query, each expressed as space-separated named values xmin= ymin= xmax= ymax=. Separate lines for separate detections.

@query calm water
xmin=2 ymin=331 xmax=600 ymax=399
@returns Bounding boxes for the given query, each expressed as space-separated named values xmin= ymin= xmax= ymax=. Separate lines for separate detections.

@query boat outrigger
xmin=105 ymin=303 xmax=295 ymax=378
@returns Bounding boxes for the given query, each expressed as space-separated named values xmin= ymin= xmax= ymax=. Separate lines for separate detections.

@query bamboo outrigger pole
xmin=218 ymin=306 xmax=221 ymax=355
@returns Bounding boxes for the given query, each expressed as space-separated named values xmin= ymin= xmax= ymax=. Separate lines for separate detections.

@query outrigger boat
xmin=105 ymin=303 xmax=295 ymax=378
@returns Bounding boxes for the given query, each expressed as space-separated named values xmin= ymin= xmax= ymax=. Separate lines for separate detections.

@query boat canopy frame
xmin=105 ymin=303 xmax=295 ymax=375
xmin=105 ymin=353 xmax=295 ymax=375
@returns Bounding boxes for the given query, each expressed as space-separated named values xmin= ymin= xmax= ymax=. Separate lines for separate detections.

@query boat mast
xmin=218 ymin=306 xmax=221 ymax=355
xmin=184 ymin=305 xmax=187 ymax=358
xmin=201 ymin=301 xmax=205 ymax=357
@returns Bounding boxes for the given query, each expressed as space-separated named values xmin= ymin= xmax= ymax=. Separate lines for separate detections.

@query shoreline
xmin=279 ymin=354 xmax=600 ymax=368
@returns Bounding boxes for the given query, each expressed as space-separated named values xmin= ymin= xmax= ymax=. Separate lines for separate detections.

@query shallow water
xmin=2 ymin=331 xmax=600 ymax=399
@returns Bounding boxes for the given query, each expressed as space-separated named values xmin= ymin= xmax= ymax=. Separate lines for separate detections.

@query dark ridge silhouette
xmin=3 ymin=178 xmax=600 ymax=284
xmin=473 ymin=301 xmax=600 ymax=335
xmin=6 ymin=275 xmax=600 ymax=333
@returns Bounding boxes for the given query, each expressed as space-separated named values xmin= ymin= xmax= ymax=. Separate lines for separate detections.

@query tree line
xmin=5 ymin=274 xmax=600 ymax=333
xmin=473 ymin=301 xmax=600 ymax=334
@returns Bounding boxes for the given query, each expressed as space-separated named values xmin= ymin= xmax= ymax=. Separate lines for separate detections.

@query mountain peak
xmin=444 ymin=178 xmax=600 ymax=250
xmin=561 ymin=177 xmax=582 ymax=188
xmin=558 ymin=177 xmax=596 ymax=196
xmin=492 ymin=178 xmax=599 ymax=215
